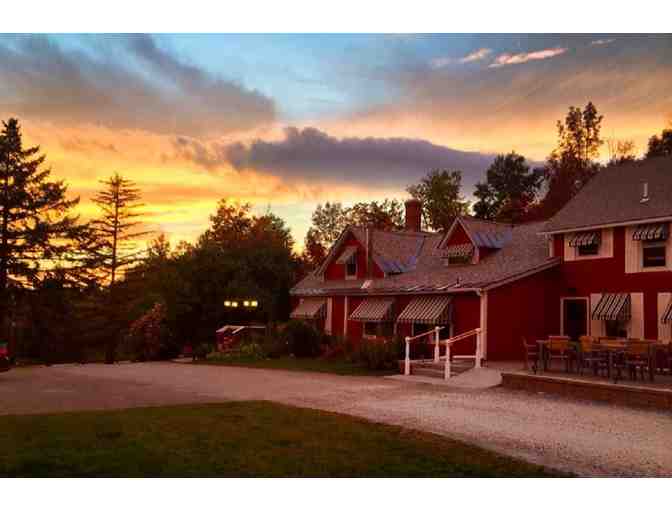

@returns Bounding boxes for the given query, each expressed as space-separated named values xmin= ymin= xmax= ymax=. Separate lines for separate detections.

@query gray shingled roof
xmin=543 ymin=156 xmax=672 ymax=233
xmin=293 ymin=220 xmax=558 ymax=296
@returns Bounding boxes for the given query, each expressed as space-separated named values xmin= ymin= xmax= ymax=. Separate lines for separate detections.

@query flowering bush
xmin=126 ymin=303 xmax=174 ymax=361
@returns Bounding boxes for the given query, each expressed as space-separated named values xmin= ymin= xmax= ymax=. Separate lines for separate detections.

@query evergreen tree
xmin=87 ymin=172 xmax=149 ymax=363
xmin=0 ymin=118 xmax=81 ymax=341
xmin=89 ymin=173 xmax=148 ymax=286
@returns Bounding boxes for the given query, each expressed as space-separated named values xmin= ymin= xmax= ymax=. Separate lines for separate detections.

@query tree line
xmin=303 ymin=102 xmax=672 ymax=266
xmin=2 ymin=106 xmax=670 ymax=363
xmin=1 ymin=118 xmax=298 ymax=364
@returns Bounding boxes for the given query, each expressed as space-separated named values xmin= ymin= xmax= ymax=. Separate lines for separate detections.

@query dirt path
xmin=1 ymin=362 xmax=671 ymax=476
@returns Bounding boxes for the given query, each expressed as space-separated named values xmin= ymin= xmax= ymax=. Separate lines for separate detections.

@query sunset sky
xmin=1 ymin=33 xmax=670 ymax=248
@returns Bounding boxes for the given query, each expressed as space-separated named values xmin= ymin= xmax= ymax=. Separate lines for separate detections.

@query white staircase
xmin=402 ymin=327 xmax=484 ymax=380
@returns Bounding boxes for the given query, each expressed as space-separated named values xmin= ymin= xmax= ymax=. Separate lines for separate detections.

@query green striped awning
xmin=349 ymin=298 xmax=395 ymax=322
xmin=290 ymin=298 xmax=327 ymax=320
xmin=335 ymin=246 xmax=357 ymax=264
xmin=591 ymin=293 xmax=631 ymax=321
xmin=397 ymin=296 xmax=452 ymax=325
xmin=569 ymin=231 xmax=601 ymax=247
xmin=445 ymin=243 xmax=474 ymax=258
xmin=633 ymin=223 xmax=669 ymax=241
xmin=662 ymin=298 xmax=672 ymax=324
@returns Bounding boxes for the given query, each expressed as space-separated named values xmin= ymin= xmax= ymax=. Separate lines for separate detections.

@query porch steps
xmin=399 ymin=359 xmax=475 ymax=379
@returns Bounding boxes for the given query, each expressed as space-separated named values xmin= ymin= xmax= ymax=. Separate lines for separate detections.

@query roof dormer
xmin=439 ymin=216 xmax=513 ymax=265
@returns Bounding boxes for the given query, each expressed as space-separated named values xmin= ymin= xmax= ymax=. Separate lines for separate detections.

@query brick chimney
xmin=404 ymin=198 xmax=422 ymax=232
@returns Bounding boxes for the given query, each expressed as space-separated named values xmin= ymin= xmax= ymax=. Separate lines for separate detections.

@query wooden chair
xmin=545 ymin=336 xmax=572 ymax=372
xmin=578 ymin=336 xmax=607 ymax=376
xmin=521 ymin=337 xmax=539 ymax=373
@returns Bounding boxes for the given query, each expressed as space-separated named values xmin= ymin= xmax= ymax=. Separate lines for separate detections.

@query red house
xmin=291 ymin=157 xmax=672 ymax=364
xmin=542 ymin=156 xmax=672 ymax=345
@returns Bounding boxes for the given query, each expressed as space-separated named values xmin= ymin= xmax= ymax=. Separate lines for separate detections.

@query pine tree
xmin=88 ymin=173 xmax=149 ymax=363
xmin=0 ymin=118 xmax=81 ymax=342
xmin=90 ymin=173 xmax=148 ymax=286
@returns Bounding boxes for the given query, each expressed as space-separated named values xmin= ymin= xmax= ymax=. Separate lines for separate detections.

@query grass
xmin=0 ymin=401 xmax=564 ymax=477
xmin=197 ymin=356 xmax=398 ymax=376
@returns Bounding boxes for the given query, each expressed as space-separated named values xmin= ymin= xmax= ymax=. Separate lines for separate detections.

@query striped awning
xmin=349 ymin=298 xmax=395 ymax=322
xmin=335 ymin=245 xmax=357 ymax=264
xmin=662 ymin=298 xmax=672 ymax=324
xmin=290 ymin=298 xmax=327 ymax=320
xmin=397 ymin=296 xmax=452 ymax=325
xmin=591 ymin=293 xmax=631 ymax=321
xmin=445 ymin=243 xmax=474 ymax=258
xmin=633 ymin=223 xmax=669 ymax=241
xmin=569 ymin=231 xmax=601 ymax=247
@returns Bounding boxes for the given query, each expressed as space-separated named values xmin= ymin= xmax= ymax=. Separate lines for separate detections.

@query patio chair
xmin=521 ymin=337 xmax=539 ymax=373
xmin=624 ymin=340 xmax=654 ymax=382
xmin=578 ymin=336 xmax=607 ymax=376
xmin=545 ymin=336 xmax=572 ymax=372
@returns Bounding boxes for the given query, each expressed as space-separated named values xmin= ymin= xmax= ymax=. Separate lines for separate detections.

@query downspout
xmin=366 ymin=227 xmax=374 ymax=278
xmin=476 ymin=289 xmax=488 ymax=363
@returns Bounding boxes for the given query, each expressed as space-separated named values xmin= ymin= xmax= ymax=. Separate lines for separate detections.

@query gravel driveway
xmin=1 ymin=362 xmax=671 ymax=476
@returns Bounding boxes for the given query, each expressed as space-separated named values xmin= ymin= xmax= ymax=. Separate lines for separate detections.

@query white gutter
xmin=541 ymin=215 xmax=672 ymax=235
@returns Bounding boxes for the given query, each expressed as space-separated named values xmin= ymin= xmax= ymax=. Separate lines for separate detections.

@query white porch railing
xmin=405 ymin=327 xmax=483 ymax=379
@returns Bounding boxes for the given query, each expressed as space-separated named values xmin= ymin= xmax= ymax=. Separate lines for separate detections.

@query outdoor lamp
xmin=224 ymin=300 xmax=231 ymax=307
xmin=243 ymin=300 xmax=250 ymax=307
xmin=250 ymin=300 xmax=258 ymax=307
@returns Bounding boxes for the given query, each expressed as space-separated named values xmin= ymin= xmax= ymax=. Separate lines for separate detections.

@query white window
xmin=642 ymin=240 xmax=667 ymax=268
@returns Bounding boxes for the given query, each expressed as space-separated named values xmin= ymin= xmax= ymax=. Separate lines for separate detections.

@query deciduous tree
xmin=407 ymin=170 xmax=469 ymax=231
xmin=473 ymin=152 xmax=542 ymax=223
xmin=536 ymin=102 xmax=604 ymax=219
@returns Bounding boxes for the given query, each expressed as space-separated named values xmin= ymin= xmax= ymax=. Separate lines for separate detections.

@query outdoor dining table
xmin=535 ymin=337 xmax=571 ymax=372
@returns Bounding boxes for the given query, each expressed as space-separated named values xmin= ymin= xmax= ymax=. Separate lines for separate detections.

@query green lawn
xmin=0 ymin=402 xmax=564 ymax=477
xmin=198 ymin=356 xmax=398 ymax=376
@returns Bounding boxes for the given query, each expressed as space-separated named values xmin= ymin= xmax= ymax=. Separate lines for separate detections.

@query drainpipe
xmin=366 ymin=227 xmax=373 ymax=278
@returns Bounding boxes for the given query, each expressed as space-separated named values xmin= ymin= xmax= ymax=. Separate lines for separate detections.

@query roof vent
xmin=641 ymin=180 xmax=650 ymax=203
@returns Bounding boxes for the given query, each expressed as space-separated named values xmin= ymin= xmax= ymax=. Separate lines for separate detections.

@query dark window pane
xmin=578 ymin=243 xmax=599 ymax=256
xmin=643 ymin=244 xmax=666 ymax=267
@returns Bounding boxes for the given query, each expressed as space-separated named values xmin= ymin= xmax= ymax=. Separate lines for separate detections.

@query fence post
xmin=444 ymin=344 xmax=451 ymax=379
xmin=404 ymin=337 xmax=410 ymax=376
xmin=475 ymin=328 xmax=482 ymax=369
xmin=434 ymin=327 xmax=440 ymax=362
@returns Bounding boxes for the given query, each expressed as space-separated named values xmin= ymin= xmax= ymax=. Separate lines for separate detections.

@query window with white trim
xmin=642 ymin=240 xmax=666 ymax=268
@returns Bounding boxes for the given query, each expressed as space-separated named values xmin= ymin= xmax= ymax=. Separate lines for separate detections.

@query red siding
xmin=446 ymin=223 xmax=472 ymax=247
xmin=450 ymin=293 xmax=481 ymax=355
xmin=487 ymin=266 xmax=562 ymax=360
xmin=557 ymin=227 xmax=672 ymax=340
xmin=331 ymin=297 xmax=345 ymax=337
xmin=324 ymin=233 xmax=384 ymax=280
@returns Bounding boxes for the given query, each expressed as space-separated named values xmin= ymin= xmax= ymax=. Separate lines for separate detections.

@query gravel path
xmin=1 ymin=362 xmax=671 ymax=476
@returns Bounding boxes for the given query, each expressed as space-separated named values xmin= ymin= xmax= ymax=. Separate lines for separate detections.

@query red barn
xmin=291 ymin=156 xmax=672 ymax=363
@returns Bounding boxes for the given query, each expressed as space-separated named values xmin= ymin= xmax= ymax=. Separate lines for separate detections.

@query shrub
xmin=125 ymin=303 xmax=175 ymax=361
xmin=281 ymin=320 xmax=321 ymax=358
xmin=193 ymin=342 xmax=212 ymax=360
xmin=239 ymin=342 xmax=265 ymax=360
xmin=357 ymin=337 xmax=403 ymax=370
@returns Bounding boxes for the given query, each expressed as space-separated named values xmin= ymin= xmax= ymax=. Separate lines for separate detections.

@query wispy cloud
xmin=460 ymin=48 xmax=492 ymax=63
xmin=430 ymin=48 xmax=492 ymax=69
xmin=0 ymin=35 xmax=275 ymax=137
xmin=591 ymin=38 xmax=616 ymax=46
xmin=489 ymin=47 xmax=568 ymax=67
